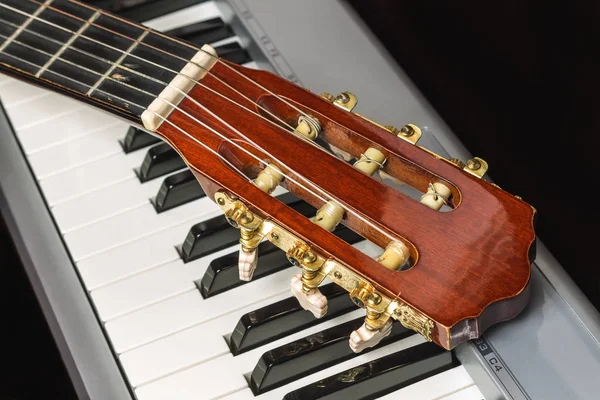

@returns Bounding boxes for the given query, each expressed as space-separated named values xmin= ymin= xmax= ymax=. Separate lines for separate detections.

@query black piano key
xmin=198 ymin=226 xmax=363 ymax=298
xmin=283 ymin=342 xmax=458 ymax=400
xmin=250 ymin=318 xmax=413 ymax=395
xmin=166 ymin=18 xmax=232 ymax=46
xmin=137 ymin=143 xmax=186 ymax=183
xmin=86 ymin=0 xmax=209 ymax=23
xmin=180 ymin=193 xmax=315 ymax=262
xmin=229 ymin=283 xmax=356 ymax=356
xmin=120 ymin=126 xmax=160 ymax=153
xmin=153 ymin=169 xmax=206 ymax=213
xmin=216 ymin=42 xmax=251 ymax=64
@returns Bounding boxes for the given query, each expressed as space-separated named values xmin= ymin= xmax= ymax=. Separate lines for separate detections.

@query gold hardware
xmin=385 ymin=124 xmax=422 ymax=145
xmin=322 ymin=91 xmax=358 ymax=112
xmin=320 ymin=92 xmax=335 ymax=102
xmin=463 ymin=157 xmax=488 ymax=178
xmin=448 ymin=158 xmax=466 ymax=169
xmin=214 ymin=191 xmax=436 ymax=343
xmin=392 ymin=303 xmax=434 ymax=342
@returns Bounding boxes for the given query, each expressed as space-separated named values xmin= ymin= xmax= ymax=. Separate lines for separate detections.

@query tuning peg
xmin=349 ymin=319 xmax=393 ymax=353
xmin=290 ymin=274 xmax=328 ymax=318
xmin=238 ymin=244 xmax=259 ymax=281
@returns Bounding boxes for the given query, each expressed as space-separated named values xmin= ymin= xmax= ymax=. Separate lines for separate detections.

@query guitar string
xmin=0 ymin=3 xmax=300 ymax=134
xmin=0 ymin=47 xmax=397 ymax=242
xmin=0 ymin=3 xmax=337 ymax=169
xmin=0 ymin=16 xmax=303 ymax=136
xmin=0 ymin=7 xmax=397 ymax=241
xmin=0 ymin=28 xmax=338 ymax=207
xmin=26 ymin=0 xmax=312 ymax=121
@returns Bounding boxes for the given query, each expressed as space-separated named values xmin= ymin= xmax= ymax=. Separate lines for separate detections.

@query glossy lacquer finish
xmin=153 ymin=59 xmax=536 ymax=349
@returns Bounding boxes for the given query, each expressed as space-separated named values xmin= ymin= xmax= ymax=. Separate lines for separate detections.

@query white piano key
xmin=105 ymin=267 xmax=293 ymax=353
xmin=124 ymin=308 xmax=360 ymax=388
xmin=6 ymin=91 xmax=83 ymax=131
xmin=119 ymin=241 xmax=380 ymax=385
xmin=64 ymin=197 xmax=220 ymax=261
xmin=0 ymin=79 xmax=49 ymax=107
xmin=119 ymin=292 xmax=289 ymax=386
xmin=27 ymin=121 xmax=128 ymax=179
xmin=91 ymin=245 xmax=236 ymax=320
xmin=51 ymin=176 xmax=163 ymax=234
xmin=16 ymin=106 xmax=118 ymax=154
xmin=135 ymin=328 xmax=425 ymax=400
xmin=76 ymin=220 xmax=192 ymax=290
xmin=38 ymin=149 xmax=146 ymax=205
xmin=439 ymin=385 xmax=485 ymax=400
xmin=75 ymin=187 xmax=287 ymax=289
xmin=376 ymin=366 xmax=475 ymax=400
xmin=143 ymin=2 xmax=222 ymax=32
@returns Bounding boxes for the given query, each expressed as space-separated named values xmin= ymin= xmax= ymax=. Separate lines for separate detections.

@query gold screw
xmin=240 ymin=213 xmax=254 ymax=225
xmin=467 ymin=158 xmax=482 ymax=171
xmin=333 ymin=271 xmax=342 ymax=279
xmin=302 ymin=251 xmax=317 ymax=264
xmin=271 ymin=232 xmax=279 ymax=241
xmin=320 ymin=92 xmax=335 ymax=102
xmin=515 ymin=195 xmax=522 ymax=200
xmin=400 ymin=125 xmax=415 ymax=137
xmin=367 ymin=293 xmax=382 ymax=306
xmin=217 ymin=197 xmax=225 ymax=206
xmin=335 ymin=92 xmax=350 ymax=104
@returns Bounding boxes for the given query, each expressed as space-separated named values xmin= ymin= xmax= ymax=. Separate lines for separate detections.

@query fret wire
xmin=36 ymin=9 xmax=101 ymax=78
xmin=86 ymin=29 xmax=149 ymax=95
xmin=0 ymin=0 xmax=54 ymax=53
xmin=0 ymin=16 xmax=299 ymax=137
xmin=0 ymin=31 xmax=372 ymax=231
xmin=0 ymin=31 xmax=156 ymax=101
xmin=8 ymin=0 xmax=312 ymax=125
xmin=0 ymin=50 xmax=145 ymax=111
xmin=0 ymin=3 xmax=183 ymax=81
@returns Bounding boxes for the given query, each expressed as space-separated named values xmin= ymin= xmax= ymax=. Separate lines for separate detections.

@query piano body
xmin=0 ymin=1 xmax=599 ymax=399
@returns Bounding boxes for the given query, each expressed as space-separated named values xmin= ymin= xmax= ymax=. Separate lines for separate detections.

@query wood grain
xmin=151 ymin=60 xmax=536 ymax=349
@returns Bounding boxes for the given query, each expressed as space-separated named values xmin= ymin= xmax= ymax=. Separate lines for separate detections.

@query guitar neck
xmin=0 ymin=0 xmax=202 ymax=124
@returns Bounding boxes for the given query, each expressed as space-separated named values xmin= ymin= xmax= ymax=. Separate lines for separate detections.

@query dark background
xmin=1 ymin=1 xmax=598 ymax=398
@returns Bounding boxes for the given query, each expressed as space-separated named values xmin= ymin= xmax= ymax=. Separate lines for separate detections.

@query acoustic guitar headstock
xmin=141 ymin=44 xmax=536 ymax=352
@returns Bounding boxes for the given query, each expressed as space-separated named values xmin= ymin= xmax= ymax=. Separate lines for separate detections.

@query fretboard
xmin=0 ymin=0 xmax=203 ymax=123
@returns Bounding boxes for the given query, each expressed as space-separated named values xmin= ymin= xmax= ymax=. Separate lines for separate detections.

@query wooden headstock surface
xmin=150 ymin=59 xmax=536 ymax=350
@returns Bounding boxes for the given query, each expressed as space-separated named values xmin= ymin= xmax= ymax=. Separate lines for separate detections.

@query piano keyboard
xmin=0 ymin=1 xmax=485 ymax=399
xmin=4 ymin=1 xmax=600 ymax=399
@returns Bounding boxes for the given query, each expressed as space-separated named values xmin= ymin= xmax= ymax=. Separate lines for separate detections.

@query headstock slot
xmin=256 ymin=94 xmax=462 ymax=210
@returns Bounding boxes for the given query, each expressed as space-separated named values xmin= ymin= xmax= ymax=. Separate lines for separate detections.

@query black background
xmin=1 ymin=1 xmax=598 ymax=397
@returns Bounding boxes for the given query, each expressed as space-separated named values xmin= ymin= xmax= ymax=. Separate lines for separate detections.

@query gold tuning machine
xmin=385 ymin=124 xmax=422 ymax=145
xmin=321 ymin=91 xmax=358 ymax=112
xmin=214 ymin=192 xmax=436 ymax=351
